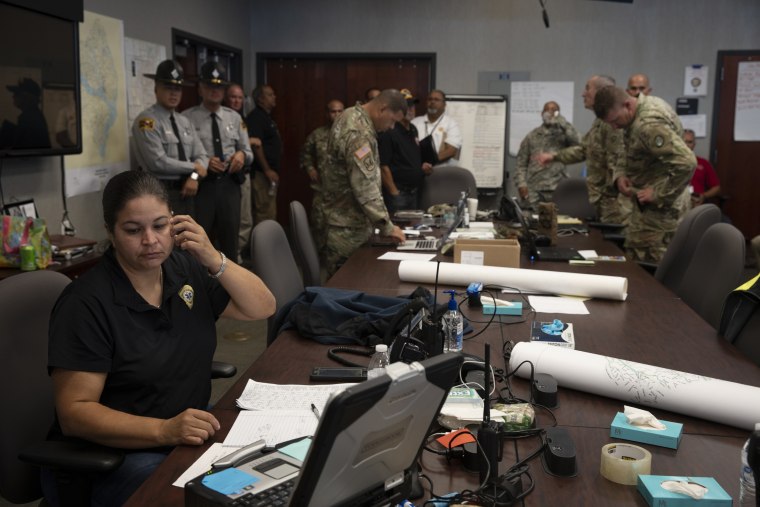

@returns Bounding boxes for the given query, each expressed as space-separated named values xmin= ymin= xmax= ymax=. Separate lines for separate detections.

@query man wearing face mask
xmin=319 ymin=89 xmax=407 ymax=277
xmin=514 ymin=101 xmax=581 ymax=208
xmin=535 ymin=75 xmax=631 ymax=225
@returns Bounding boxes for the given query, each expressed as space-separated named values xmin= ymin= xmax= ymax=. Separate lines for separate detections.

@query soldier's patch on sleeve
xmin=654 ymin=135 xmax=664 ymax=148
xmin=138 ymin=118 xmax=155 ymax=131
xmin=354 ymin=144 xmax=371 ymax=160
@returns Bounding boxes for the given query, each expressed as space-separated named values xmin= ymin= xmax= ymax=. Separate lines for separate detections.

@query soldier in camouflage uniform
xmin=594 ymin=86 xmax=696 ymax=263
xmin=535 ymin=76 xmax=632 ymax=225
xmin=319 ymin=90 xmax=407 ymax=276
xmin=515 ymin=101 xmax=581 ymax=209
xmin=300 ymin=99 xmax=344 ymax=251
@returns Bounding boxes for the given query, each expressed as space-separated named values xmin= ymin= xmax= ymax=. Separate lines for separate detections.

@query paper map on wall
xmin=64 ymin=11 xmax=129 ymax=197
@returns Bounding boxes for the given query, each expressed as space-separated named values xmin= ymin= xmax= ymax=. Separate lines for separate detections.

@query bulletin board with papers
xmin=445 ymin=95 xmax=507 ymax=188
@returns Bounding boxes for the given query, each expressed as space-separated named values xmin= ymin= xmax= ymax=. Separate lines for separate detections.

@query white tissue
xmin=624 ymin=405 xmax=667 ymax=430
xmin=660 ymin=480 xmax=708 ymax=499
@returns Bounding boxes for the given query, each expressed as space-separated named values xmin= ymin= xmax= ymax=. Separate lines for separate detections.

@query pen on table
xmin=310 ymin=403 xmax=321 ymax=420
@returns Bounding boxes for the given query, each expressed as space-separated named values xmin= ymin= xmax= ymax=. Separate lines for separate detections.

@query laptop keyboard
xmin=231 ymin=479 xmax=294 ymax=506
xmin=410 ymin=239 xmax=437 ymax=250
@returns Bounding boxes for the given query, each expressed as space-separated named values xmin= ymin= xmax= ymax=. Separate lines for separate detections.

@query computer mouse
xmin=535 ymin=235 xmax=551 ymax=247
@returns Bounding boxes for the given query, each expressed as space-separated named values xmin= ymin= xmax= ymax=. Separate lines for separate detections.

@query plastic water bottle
xmin=442 ymin=290 xmax=463 ymax=353
xmin=740 ymin=423 xmax=760 ymax=506
xmin=268 ymin=180 xmax=278 ymax=196
xmin=367 ymin=344 xmax=390 ymax=379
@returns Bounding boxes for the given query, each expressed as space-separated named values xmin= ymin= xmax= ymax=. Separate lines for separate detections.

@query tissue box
xmin=610 ymin=412 xmax=683 ymax=449
xmin=482 ymin=301 xmax=523 ymax=316
xmin=637 ymin=476 xmax=731 ymax=506
xmin=530 ymin=321 xmax=575 ymax=348
xmin=454 ymin=239 xmax=520 ymax=268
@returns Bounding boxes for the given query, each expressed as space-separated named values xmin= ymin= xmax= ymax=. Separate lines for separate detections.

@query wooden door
xmin=711 ymin=51 xmax=760 ymax=238
xmin=258 ymin=54 xmax=434 ymax=224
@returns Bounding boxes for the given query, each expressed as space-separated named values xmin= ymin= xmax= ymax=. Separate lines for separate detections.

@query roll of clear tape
xmin=600 ymin=443 xmax=652 ymax=485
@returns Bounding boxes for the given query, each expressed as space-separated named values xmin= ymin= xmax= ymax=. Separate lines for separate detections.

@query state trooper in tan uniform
xmin=132 ymin=60 xmax=208 ymax=216
xmin=536 ymin=75 xmax=631 ymax=225
xmin=594 ymin=86 xmax=696 ymax=263
xmin=183 ymin=61 xmax=253 ymax=262
xmin=319 ymin=90 xmax=407 ymax=277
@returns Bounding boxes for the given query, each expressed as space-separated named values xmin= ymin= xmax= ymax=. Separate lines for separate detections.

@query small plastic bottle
xmin=366 ymin=344 xmax=390 ymax=379
xmin=268 ymin=180 xmax=278 ymax=196
xmin=463 ymin=207 xmax=470 ymax=228
xmin=442 ymin=290 xmax=463 ymax=353
xmin=739 ymin=422 xmax=760 ymax=506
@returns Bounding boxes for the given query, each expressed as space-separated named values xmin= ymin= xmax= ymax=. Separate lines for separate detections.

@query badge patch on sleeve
xmin=138 ymin=118 xmax=155 ymax=131
xmin=354 ymin=144 xmax=371 ymax=160
xmin=654 ymin=135 xmax=664 ymax=147
xmin=179 ymin=285 xmax=194 ymax=309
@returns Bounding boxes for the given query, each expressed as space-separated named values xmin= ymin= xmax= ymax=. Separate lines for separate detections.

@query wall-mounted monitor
xmin=0 ymin=1 xmax=82 ymax=157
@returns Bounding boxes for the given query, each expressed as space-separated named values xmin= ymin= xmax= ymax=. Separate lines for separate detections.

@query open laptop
xmin=185 ymin=353 xmax=463 ymax=507
xmin=508 ymin=197 xmax=583 ymax=262
xmin=397 ymin=193 xmax=467 ymax=252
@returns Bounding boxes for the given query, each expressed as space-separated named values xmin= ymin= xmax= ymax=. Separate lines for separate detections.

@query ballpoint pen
xmin=310 ymin=403 xmax=321 ymax=420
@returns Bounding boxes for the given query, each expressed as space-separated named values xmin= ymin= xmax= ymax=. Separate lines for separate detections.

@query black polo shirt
xmin=378 ymin=121 xmax=424 ymax=189
xmin=245 ymin=107 xmax=282 ymax=172
xmin=48 ymin=247 xmax=230 ymax=421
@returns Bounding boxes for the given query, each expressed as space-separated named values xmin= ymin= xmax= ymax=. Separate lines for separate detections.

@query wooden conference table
xmin=127 ymin=230 xmax=760 ymax=506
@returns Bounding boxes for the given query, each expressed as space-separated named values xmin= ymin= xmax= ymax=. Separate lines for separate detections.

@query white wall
xmin=1 ymin=0 xmax=251 ymax=241
xmin=248 ymin=0 xmax=760 ymax=158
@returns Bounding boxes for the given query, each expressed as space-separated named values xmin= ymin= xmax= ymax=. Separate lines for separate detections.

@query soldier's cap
xmin=198 ymin=61 xmax=229 ymax=86
xmin=144 ymin=60 xmax=188 ymax=86
xmin=400 ymin=88 xmax=419 ymax=105
xmin=6 ymin=78 xmax=42 ymax=97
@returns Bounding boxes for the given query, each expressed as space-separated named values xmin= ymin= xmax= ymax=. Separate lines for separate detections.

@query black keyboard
xmin=231 ymin=479 xmax=294 ymax=506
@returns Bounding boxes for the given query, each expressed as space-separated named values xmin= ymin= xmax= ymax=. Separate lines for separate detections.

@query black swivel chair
xmin=418 ymin=166 xmax=478 ymax=210
xmin=289 ymin=200 xmax=321 ymax=287
xmin=251 ymin=220 xmax=305 ymax=345
xmin=552 ymin=177 xmax=596 ymax=220
xmin=0 ymin=271 xmax=123 ymax=505
xmin=675 ymin=222 xmax=746 ymax=330
xmin=644 ymin=203 xmax=722 ymax=287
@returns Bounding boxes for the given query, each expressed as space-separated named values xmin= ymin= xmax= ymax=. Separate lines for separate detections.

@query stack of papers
xmin=224 ymin=380 xmax=353 ymax=448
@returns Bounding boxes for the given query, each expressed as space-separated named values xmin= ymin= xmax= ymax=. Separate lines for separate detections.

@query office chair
xmin=0 ymin=270 xmax=123 ymax=505
xmin=552 ymin=177 xmax=596 ymax=220
xmin=251 ymin=220 xmax=305 ymax=345
xmin=728 ymin=311 xmax=760 ymax=367
xmin=646 ymin=203 xmax=722 ymax=287
xmin=676 ymin=222 xmax=745 ymax=329
xmin=289 ymin=200 xmax=321 ymax=287
xmin=418 ymin=166 xmax=478 ymax=210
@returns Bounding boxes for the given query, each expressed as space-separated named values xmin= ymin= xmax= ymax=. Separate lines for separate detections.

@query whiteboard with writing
xmin=735 ymin=61 xmax=760 ymax=142
xmin=509 ymin=81 xmax=575 ymax=156
xmin=445 ymin=95 xmax=507 ymax=188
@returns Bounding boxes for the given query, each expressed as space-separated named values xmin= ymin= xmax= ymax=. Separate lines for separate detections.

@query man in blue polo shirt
xmin=378 ymin=89 xmax=432 ymax=213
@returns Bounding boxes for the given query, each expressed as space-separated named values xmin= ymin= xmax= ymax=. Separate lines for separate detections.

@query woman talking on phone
xmin=43 ymin=170 xmax=275 ymax=506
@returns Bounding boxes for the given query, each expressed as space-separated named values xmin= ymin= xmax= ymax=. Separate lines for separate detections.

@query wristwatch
xmin=190 ymin=171 xmax=200 ymax=181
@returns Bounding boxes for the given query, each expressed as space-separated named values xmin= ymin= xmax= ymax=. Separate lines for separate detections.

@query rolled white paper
xmin=397 ymin=261 xmax=628 ymax=301
xmin=509 ymin=342 xmax=760 ymax=430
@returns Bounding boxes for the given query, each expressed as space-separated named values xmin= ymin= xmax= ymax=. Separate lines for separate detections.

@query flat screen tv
xmin=0 ymin=1 xmax=82 ymax=157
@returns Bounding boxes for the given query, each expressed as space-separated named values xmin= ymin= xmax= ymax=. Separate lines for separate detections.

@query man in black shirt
xmin=378 ymin=89 xmax=432 ymax=213
xmin=245 ymin=85 xmax=282 ymax=223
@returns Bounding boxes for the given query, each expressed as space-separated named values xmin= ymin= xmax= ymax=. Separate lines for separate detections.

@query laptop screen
xmin=507 ymin=197 xmax=538 ymax=258
xmin=290 ymin=353 xmax=463 ymax=507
